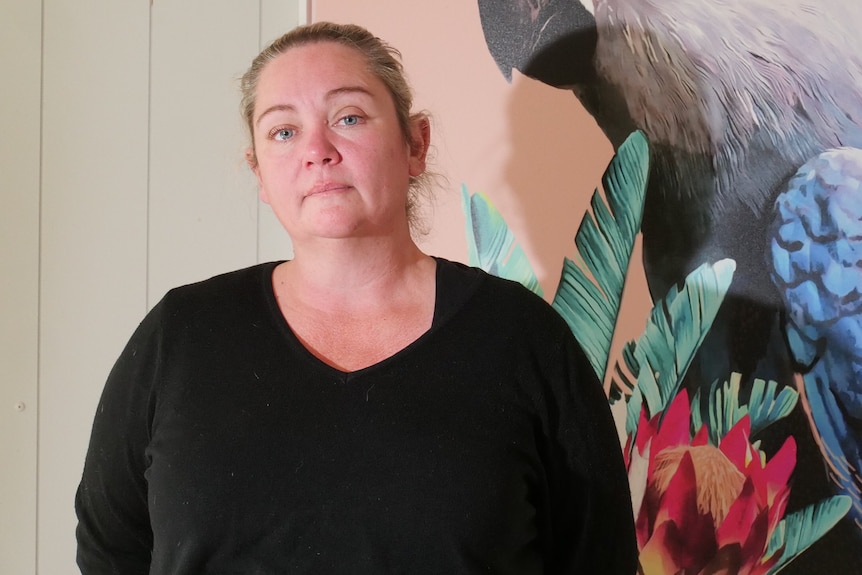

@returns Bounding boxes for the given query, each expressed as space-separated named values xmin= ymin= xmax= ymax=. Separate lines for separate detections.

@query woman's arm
xmin=545 ymin=331 xmax=638 ymax=574
xmin=75 ymin=303 xmax=164 ymax=574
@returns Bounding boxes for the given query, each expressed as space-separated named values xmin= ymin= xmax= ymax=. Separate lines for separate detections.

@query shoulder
xmin=434 ymin=257 xmax=570 ymax=340
xmin=435 ymin=257 xmax=544 ymax=303
xmin=159 ymin=261 xmax=279 ymax=311
xmin=164 ymin=261 xmax=280 ymax=303
xmin=147 ymin=261 xmax=282 ymax=333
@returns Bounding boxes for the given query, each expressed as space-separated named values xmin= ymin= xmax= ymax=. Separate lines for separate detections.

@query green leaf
xmin=748 ymin=378 xmax=799 ymax=434
xmin=608 ymin=340 xmax=638 ymax=402
xmin=692 ymin=373 xmax=799 ymax=444
xmin=461 ymin=185 xmax=542 ymax=296
xmin=765 ymin=496 xmax=852 ymax=574
xmin=625 ymin=259 xmax=736 ymax=436
xmin=551 ymin=130 xmax=650 ymax=382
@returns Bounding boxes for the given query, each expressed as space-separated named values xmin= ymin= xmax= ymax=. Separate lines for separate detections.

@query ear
xmin=246 ymin=147 xmax=271 ymax=204
xmin=407 ymin=115 xmax=431 ymax=177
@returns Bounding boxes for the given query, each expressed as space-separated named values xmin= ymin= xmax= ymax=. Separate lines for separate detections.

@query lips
xmin=306 ymin=182 xmax=352 ymax=197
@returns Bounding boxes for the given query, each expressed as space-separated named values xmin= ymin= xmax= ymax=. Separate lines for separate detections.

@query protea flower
xmin=627 ymin=389 xmax=795 ymax=575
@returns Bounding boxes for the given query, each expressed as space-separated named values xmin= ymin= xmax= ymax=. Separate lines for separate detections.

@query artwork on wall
xmin=472 ymin=0 xmax=862 ymax=573
xmin=312 ymin=0 xmax=862 ymax=571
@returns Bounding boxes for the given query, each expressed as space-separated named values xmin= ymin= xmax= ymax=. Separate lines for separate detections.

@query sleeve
xmin=543 ymin=326 xmax=639 ymax=575
xmin=75 ymin=300 xmax=166 ymax=574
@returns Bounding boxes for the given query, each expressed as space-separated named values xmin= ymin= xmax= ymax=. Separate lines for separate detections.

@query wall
xmin=0 ymin=1 xmax=304 ymax=572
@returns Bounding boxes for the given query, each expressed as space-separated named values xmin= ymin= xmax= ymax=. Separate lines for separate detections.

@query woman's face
xmin=250 ymin=41 xmax=428 ymax=243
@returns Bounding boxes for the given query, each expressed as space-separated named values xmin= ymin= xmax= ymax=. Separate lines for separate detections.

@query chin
xmin=304 ymin=217 xmax=366 ymax=240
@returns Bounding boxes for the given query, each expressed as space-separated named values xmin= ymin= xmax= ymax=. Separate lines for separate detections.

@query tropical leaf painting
xmin=691 ymin=372 xmax=800 ymax=446
xmin=461 ymin=129 xmax=850 ymax=571
xmin=474 ymin=0 xmax=862 ymax=569
xmin=624 ymin=259 xmax=736 ymax=438
xmin=550 ymin=130 xmax=649 ymax=382
xmin=766 ymin=495 xmax=853 ymax=574
xmin=463 ymin=130 xmax=650 ymax=380
xmin=462 ymin=186 xmax=543 ymax=296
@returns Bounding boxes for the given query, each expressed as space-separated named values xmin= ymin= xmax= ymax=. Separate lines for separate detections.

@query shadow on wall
xmin=498 ymin=70 xmax=652 ymax=393
xmin=498 ymin=70 xmax=612 ymax=295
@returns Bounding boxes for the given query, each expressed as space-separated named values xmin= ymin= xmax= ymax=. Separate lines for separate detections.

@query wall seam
xmin=35 ymin=0 xmax=45 ymax=571
xmin=146 ymin=2 xmax=153 ymax=309
xmin=256 ymin=0 xmax=263 ymax=264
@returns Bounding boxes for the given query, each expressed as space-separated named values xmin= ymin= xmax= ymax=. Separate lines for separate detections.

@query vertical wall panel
xmin=0 ymin=1 xmax=42 ymax=573
xmin=39 ymin=1 xmax=150 ymax=572
xmin=256 ymin=0 xmax=303 ymax=264
xmin=22 ymin=3 xmax=304 ymax=572
xmin=148 ymin=2 xmax=261 ymax=302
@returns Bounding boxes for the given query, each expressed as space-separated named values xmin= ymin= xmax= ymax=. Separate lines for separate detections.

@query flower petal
xmin=636 ymin=404 xmax=657 ymax=457
xmin=716 ymin=478 xmax=760 ymax=548
xmin=692 ymin=424 xmax=710 ymax=447
xmin=653 ymin=452 xmax=718 ymax=571
xmin=650 ymin=391 xmax=693 ymax=478
xmin=739 ymin=508 xmax=771 ymax=574
xmin=719 ymin=414 xmax=753 ymax=472
xmin=763 ymin=436 xmax=797 ymax=504
xmin=639 ymin=521 xmax=685 ymax=575
xmin=630 ymin=437 xmax=651 ymax=536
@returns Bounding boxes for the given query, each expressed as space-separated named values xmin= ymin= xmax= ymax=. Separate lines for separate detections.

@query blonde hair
xmin=240 ymin=22 xmax=437 ymax=235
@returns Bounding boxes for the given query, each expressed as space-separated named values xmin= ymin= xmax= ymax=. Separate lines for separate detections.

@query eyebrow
xmin=255 ymin=85 xmax=374 ymax=127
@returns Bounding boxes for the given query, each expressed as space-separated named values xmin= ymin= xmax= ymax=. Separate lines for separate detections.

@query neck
xmin=276 ymin=235 xmax=434 ymax=312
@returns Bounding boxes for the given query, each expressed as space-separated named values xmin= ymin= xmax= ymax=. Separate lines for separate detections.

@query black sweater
xmin=76 ymin=258 xmax=637 ymax=574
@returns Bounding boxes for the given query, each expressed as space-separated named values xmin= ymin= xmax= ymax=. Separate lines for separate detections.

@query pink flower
xmin=626 ymin=390 xmax=795 ymax=575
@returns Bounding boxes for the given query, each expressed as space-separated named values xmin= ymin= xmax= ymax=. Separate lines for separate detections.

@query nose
xmin=303 ymin=125 xmax=341 ymax=167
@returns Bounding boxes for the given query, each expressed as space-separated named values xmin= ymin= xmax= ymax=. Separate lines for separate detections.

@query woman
xmin=76 ymin=22 xmax=637 ymax=574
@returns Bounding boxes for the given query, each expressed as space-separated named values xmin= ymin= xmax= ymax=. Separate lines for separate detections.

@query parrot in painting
xmin=477 ymin=0 xmax=862 ymax=559
xmin=770 ymin=148 xmax=862 ymax=529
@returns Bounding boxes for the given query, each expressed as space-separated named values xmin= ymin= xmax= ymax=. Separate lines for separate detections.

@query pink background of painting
xmin=311 ymin=0 xmax=651 ymax=396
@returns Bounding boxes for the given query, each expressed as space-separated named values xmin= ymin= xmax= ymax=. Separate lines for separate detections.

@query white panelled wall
xmin=2 ymin=2 xmax=304 ymax=573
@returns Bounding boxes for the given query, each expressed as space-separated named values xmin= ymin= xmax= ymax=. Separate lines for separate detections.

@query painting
xmin=473 ymin=0 xmax=862 ymax=573
xmin=312 ymin=0 xmax=862 ymax=571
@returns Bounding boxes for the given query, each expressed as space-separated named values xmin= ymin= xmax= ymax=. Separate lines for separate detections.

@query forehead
xmin=255 ymin=41 xmax=382 ymax=106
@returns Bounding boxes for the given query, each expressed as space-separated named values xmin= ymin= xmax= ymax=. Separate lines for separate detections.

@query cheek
xmin=252 ymin=160 xmax=279 ymax=204
xmin=254 ymin=158 xmax=303 ymax=207
xmin=258 ymin=185 xmax=271 ymax=205
xmin=254 ymin=150 xmax=289 ymax=182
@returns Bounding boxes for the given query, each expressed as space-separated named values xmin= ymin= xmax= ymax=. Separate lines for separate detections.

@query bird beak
xmin=478 ymin=0 xmax=598 ymax=88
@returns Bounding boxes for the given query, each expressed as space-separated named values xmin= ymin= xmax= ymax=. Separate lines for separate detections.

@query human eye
xmin=269 ymin=127 xmax=296 ymax=141
xmin=337 ymin=114 xmax=363 ymax=127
